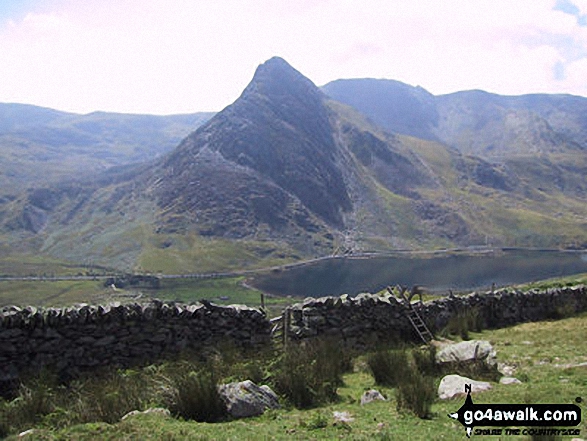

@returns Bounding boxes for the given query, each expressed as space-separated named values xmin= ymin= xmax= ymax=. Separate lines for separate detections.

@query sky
xmin=1 ymin=0 xmax=587 ymax=115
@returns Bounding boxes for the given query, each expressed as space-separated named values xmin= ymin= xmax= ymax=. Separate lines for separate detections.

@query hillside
xmin=0 ymin=104 xmax=213 ymax=195
xmin=322 ymin=79 xmax=587 ymax=156
xmin=1 ymin=58 xmax=586 ymax=273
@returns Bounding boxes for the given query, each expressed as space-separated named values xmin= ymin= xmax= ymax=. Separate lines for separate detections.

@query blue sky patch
xmin=554 ymin=0 xmax=587 ymax=26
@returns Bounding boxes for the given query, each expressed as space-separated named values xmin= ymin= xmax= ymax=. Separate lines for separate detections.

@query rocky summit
xmin=1 ymin=57 xmax=587 ymax=272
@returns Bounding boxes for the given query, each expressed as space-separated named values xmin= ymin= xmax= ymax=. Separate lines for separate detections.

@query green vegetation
xmin=513 ymin=272 xmax=587 ymax=291
xmin=441 ymin=307 xmax=484 ymax=341
xmin=366 ymin=348 xmax=410 ymax=387
xmin=0 ymin=254 xmax=106 ymax=278
xmin=0 ymin=279 xmax=113 ymax=308
xmin=138 ymin=234 xmax=299 ymax=275
xmin=0 ymin=273 xmax=292 ymax=316
xmin=272 ymin=338 xmax=351 ymax=408
xmin=1 ymin=309 xmax=586 ymax=440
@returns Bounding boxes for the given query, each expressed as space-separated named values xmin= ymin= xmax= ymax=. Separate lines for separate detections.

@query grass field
xmin=3 ymin=310 xmax=586 ymax=440
xmin=0 ymin=275 xmax=293 ymax=317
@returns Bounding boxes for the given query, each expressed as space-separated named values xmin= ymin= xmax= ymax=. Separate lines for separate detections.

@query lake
xmin=251 ymin=249 xmax=587 ymax=298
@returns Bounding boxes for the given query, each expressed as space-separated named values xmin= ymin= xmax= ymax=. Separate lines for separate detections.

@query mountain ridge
xmin=1 ymin=57 xmax=586 ymax=272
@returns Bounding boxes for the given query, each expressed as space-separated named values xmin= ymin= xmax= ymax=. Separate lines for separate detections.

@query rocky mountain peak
xmin=157 ymin=57 xmax=352 ymax=231
xmin=242 ymin=56 xmax=321 ymax=103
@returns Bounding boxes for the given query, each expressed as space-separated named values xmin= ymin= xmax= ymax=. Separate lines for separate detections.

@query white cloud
xmin=0 ymin=0 xmax=586 ymax=114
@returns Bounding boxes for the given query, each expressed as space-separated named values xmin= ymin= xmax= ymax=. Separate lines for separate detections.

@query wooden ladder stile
xmin=405 ymin=303 xmax=434 ymax=345
xmin=387 ymin=285 xmax=434 ymax=345
xmin=270 ymin=316 xmax=284 ymax=343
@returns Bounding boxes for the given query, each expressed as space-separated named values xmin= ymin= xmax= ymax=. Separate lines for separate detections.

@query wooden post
xmin=260 ymin=292 xmax=266 ymax=311
xmin=283 ymin=307 xmax=290 ymax=347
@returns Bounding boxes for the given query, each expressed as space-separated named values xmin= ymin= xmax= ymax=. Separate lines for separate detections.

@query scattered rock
xmin=438 ymin=374 xmax=492 ymax=400
xmin=499 ymin=376 xmax=522 ymax=385
xmin=497 ymin=362 xmax=516 ymax=376
xmin=219 ymin=380 xmax=280 ymax=418
xmin=333 ymin=411 xmax=354 ymax=423
xmin=436 ymin=340 xmax=497 ymax=369
xmin=555 ymin=361 xmax=587 ymax=369
xmin=121 ymin=407 xmax=171 ymax=421
xmin=360 ymin=389 xmax=386 ymax=405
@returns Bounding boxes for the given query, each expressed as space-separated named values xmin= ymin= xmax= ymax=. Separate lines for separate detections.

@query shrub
xmin=366 ymin=348 xmax=410 ymax=387
xmin=443 ymin=307 xmax=483 ymax=340
xmin=0 ymin=371 xmax=61 ymax=435
xmin=161 ymin=366 xmax=226 ymax=422
xmin=66 ymin=369 xmax=153 ymax=424
xmin=305 ymin=411 xmax=329 ymax=430
xmin=395 ymin=370 xmax=436 ymax=419
xmin=271 ymin=338 xmax=349 ymax=408
xmin=412 ymin=345 xmax=440 ymax=377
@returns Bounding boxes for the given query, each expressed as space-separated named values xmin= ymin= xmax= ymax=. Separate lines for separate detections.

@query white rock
xmin=438 ymin=374 xmax=492 ymax=400
xmin=497 ymin=362 xmax=516 ymax=376
xmin=360 ymin=389 xmax=386 ymax=405
xmin=333 ymin=411 xmax=354 ymax=423
xmin=219 ymin=380 xmax=280 ymax=418
xmin=121 ymin=407 xmax=171 ymax=421
xmin=436 ymin=340 xmax=497 ymax=368
xmin=499 ymin=376 xmax=522 ymax=385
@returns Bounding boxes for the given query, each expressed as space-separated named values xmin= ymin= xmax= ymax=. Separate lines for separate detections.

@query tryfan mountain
xmin=1 ymin=57 xmax=586 ymax=273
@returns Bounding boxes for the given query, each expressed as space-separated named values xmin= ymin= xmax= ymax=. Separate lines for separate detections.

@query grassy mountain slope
xmin=0 ymin=103 xmax=213 ymax=195
xmin=1 ymin=59 xmax=586 ymax=274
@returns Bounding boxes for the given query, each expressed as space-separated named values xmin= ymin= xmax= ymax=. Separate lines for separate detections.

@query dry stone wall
xmin=286 ymin=286 xmax=587 ymax=347
xmin=0 ymin=300 xmax=269 ymax=391
xmin=1 ymin=285 xmax=585 ymax=391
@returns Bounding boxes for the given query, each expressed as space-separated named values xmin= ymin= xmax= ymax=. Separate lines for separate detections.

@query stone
xmin=499 ymin=376 xmax=522 ymax=385
xmin=333 ymin=411 xmax=354 ymax=423
xmin=435 ymin=340 xmax=497 ymax=369
xmin=497 ymin=362 xmax=516 ymax=376
xmin=438 ymin=374 xmax=492 ymax=400
xmin=360 ymin=389 xmax=386 ymax=405
xmin=121 ymin=407 xmax=171 ymax=421
xmin=219 ymin=380 xmax=280 ymax=418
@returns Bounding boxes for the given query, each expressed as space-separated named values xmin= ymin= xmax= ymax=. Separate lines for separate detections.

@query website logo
xmin=448 ymin=384 xmax=582 ymax=438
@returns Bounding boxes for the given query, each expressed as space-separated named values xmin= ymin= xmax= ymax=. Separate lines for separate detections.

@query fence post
xmin=283 ymin=307 xmax=290 ymax=347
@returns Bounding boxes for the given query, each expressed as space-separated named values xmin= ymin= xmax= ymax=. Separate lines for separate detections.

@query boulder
xmin=219 ymin=380 xmax=280 ymax=418
xmin=360 ymin=389 xmax=386 ymax=406
xmin=436 ymin=340 xmax=497 ymax=369
xmin=438 ymin=374 xmax=492 ymax=400
xmin=499 ymin=376 xmax=522 ymax=385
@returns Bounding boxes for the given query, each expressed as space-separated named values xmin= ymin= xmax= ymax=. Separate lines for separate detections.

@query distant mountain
xmin=322 ymin=79 xmax=439 ymax=141
xmin=0 ymin=104 xmax=213 ymax=194
xmin=322 ymin=79 xmax=587 ymax=157
xmin=1 ymin=58 xmax=586 ymax=273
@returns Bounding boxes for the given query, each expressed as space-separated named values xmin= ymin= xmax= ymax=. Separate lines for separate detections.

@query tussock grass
xmin=271 ymin=338 xmax=352 ymax=409
xmin=442 ymin=306 xmax=484 ymax=340
xmin=2 ymin=310 xmax=587 ymax=440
